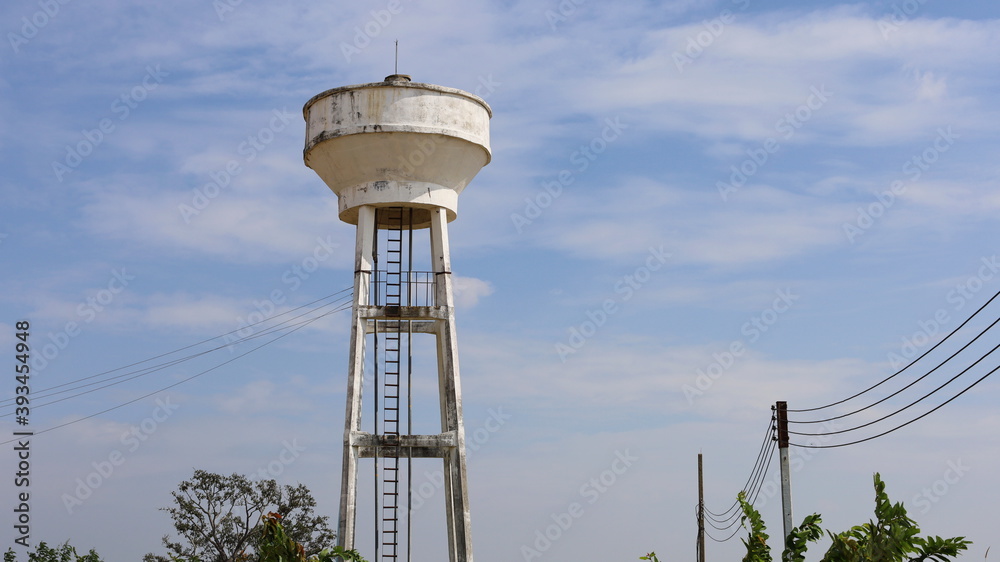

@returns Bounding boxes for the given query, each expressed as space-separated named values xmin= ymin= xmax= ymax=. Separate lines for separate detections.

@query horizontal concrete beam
xmin=358 ymin=305 xmax=450 ymax=321
xmin=363 ymin=318 xmax=438 ymax=334
xmin=351 ymin=431 xmax=457 ymax=458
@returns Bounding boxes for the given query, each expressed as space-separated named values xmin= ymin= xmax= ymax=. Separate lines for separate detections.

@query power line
xmin=701 ymin=418 xmax=777 ymax=544
xmin=705 ymin=523 xmax=743 ymax=543
xmin=788 ymin=288 xmax=1000 ymax=413
xmin=704 ymin=438 xmax=777 ymax=543
xmin=789 ymin=343 xmax=1000 ymax=438
xmin=789 ymin=314 xmax=1000 ymax=425
xmin=1 ymin=288 xmax=353 ymax=408
xmin=704 ymin=417 xmax=774 ymax=521
xmin=747 ymin=437 xmax=777 ymax=507
xmin=790 ymin=360 xmax=1000 ymax=449
xmin=2 ymin=292 xmax=353 ymax=414
xmin=1 ymin=295 xmax=352 ymax=417
xmin=1 ymin=302 xmax=349 ymax=445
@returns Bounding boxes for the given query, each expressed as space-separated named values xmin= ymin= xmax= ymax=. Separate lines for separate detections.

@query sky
xmin=2 ymin=0 xmax=1000 ymax=560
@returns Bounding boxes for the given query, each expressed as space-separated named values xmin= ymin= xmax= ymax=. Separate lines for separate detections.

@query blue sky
xmin=2 ymin=0 xmax=1000 ymax=560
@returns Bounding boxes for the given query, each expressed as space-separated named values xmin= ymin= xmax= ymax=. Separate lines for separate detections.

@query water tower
xmin=302 ymin=74 xmax=491 ymax=562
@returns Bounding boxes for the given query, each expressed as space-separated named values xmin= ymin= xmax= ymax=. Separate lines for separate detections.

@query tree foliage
xmin=783 ymin=513 xmax=824 ymax=562
xmin=3 ymin=541 xmax=103 ymax=562
xmin=144 ymin=470 xmax=335 ymax=562
xmin=739 ymin=490 xmax=774 ymax=562
xmin=731 ymin=473 xmax=970 ymax=562
xmin=257 ymin=513 xmax=367 ymax=562
xmin=823 ymin=474 xmax=970 ymax=562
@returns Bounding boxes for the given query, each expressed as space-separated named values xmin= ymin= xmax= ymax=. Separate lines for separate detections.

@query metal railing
xmin=370 ymin=270 xmax=437 ymax=307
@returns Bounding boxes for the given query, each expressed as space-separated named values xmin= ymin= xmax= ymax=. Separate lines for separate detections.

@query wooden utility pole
xmin=776 ymin=401 xmax=793 ymax=541
xmin=697 ymin=453 xmax=706 ymax=562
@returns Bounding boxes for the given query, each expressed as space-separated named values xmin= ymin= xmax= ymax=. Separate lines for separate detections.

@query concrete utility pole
xmin=697 ymin=453 xmax=705 ymax=562
xmin=776 ymin=401 xmax=793 ymax=541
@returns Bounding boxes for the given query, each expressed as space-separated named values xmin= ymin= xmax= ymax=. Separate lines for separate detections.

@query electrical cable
xmin=1 ymin=293 xmax=353 ymax=415
xmin=703 ymin=438 xmax=777 ymax=542
xmin=4 ymin=296 xmax=351 ymax=411
xmin=705 ymin=436 xmax=775 ymax=529
xmin=1 ymin=288 xmax=353 ymax=407
xmin=789 ymin=314 xmax=1000 ymax=425
xmin=698 ymin=410 xmax=782 ymax=544
xmin=705 ymin=520 xmax=743 ymax=543
xmin=747 ymin=438 xmax=776 ymax=506
xmin=790 ymin=360 xmax=1000 ymax=448
xmin=704 ymin=416 xmax=775 ymax=521
xmin=788 ymin=288 xmax=1000 ymax=413
xmin=2 ymin=299 xmax=351 ymax=417
xmin=788 ymin=342 xmax=1000 ymax=437
xmin=1 ymin=302 xmax=346 ymax=445
xmin=704 ymin=419 xmax=772 ymax=519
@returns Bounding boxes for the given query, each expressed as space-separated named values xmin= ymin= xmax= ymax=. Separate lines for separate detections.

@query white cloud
xmin=528 ymin=179 xmax=849 ymax=267
xmin=79 ymin=182 xmax=352 ymax=266
xmin=563 ymin=9 xmax=1000 ymax=145
xmin=452 ymin=276 xmax=494 ymax=308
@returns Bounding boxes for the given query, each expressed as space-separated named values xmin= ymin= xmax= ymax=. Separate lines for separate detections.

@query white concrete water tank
xmin=303 ymin=74 xmax=492 ymax=229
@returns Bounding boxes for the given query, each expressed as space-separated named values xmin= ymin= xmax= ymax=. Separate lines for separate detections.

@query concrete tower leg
xmin=430 ymin=207 xmax=474 ymax=562
xmin=339 ymin=205 xmax=375 ymax=550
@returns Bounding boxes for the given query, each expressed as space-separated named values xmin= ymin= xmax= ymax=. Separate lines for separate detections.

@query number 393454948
xmin=14 ymin=320 xmax=30 ymax=424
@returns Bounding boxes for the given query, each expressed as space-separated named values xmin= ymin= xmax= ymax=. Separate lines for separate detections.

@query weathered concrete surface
xmin=303 ymin=76 xmax=491 ymax=228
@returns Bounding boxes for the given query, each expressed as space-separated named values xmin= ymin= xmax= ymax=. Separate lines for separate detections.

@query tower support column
xmin=430 ymin=208 xmax=474 ymax=562
xmin=338 ymin=205 xmax=375 ymax=550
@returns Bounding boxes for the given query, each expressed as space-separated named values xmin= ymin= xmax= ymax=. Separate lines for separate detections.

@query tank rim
xmin=302 ymin=80 xmax=492 ymax=119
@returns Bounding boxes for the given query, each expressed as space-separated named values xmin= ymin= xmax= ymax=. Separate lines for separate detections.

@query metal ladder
xmin=380 ymin=207 xmax=405 ymax=562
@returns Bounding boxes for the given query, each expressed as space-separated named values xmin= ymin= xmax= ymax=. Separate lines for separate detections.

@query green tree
xmin=144 ymin=470 xmax=335 ymax=562
xmin=3 ymin=541 xmax=103 ymax=562
xmin=256 ymin=512 xmax=366 ymax=562
xmin=732 ymin=473 xmax=970 ymax=562
xmin=823 ymin=474 xmax=969 ymax=562
xmin=738 ymin=491 xmax=775 ymax=562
